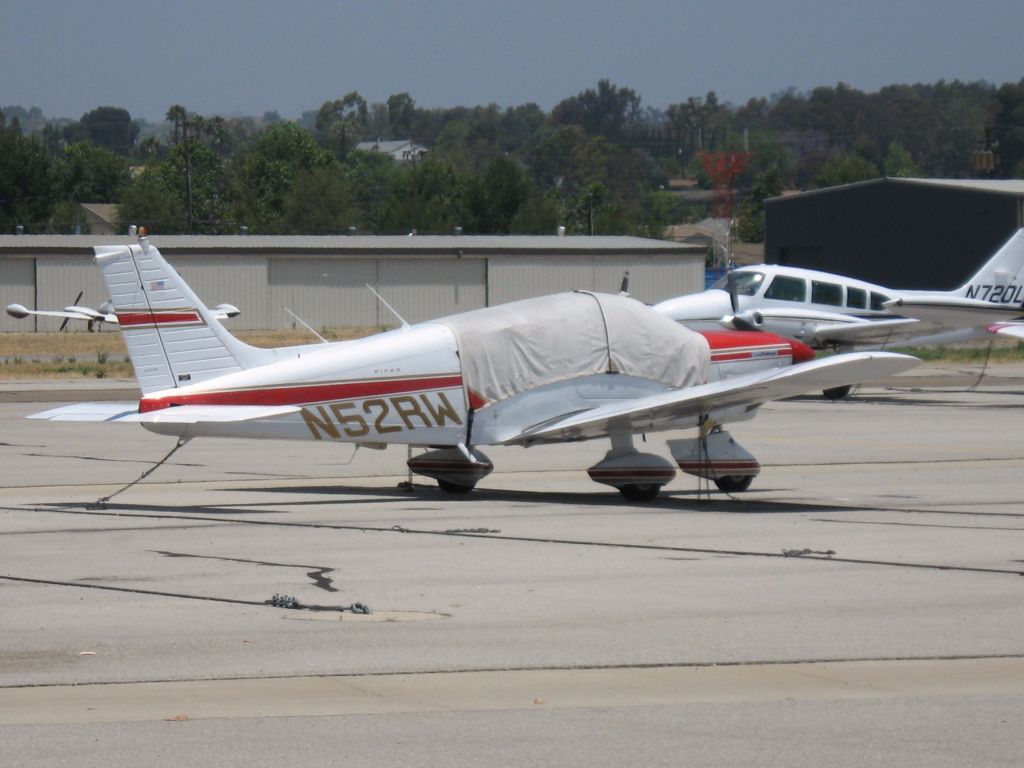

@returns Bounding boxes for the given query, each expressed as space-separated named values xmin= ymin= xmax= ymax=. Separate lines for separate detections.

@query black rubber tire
xmin=714 ymin=475 xmax=754 ymax=493
xmin=618 ymin=483 xmax=661 ymax=502
xmin=437 ymin=478 xmax=475 ymax=494
xmin=822 ymin=384 xmax=853 ymax=401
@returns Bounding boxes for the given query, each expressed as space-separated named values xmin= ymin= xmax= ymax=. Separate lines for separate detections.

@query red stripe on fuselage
xmin=139 ymin=375 xmax=465 ymax=413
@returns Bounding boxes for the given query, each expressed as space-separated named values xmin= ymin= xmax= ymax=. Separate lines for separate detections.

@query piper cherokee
xmin=25 ymin=235 xmax=918 ymax=500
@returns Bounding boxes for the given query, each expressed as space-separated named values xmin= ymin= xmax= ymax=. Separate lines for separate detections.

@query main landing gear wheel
xmin=437 ymin=478 xmax=475 ymax=495
xmin=618 ymin=483 xmax=662 ymax=502
xmin=714 ymin=475 xmax=753 ymax=493
xmin=822 ymin=384 xmax=853 ymax=401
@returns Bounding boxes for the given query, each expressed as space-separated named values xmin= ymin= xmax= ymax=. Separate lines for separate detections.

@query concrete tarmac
xmin=1 ymin=367 xmax=1023 ymax=766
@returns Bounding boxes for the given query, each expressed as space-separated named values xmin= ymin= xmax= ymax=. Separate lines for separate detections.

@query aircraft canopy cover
xmin=436 ymin=291 xmax=709 ymax=407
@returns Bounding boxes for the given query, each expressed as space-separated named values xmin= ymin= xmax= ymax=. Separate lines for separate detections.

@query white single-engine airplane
xmin=653 ymin=229 xmax=1024 ymax=353
xmin=26 ymin=236 xmax=917 ymax=498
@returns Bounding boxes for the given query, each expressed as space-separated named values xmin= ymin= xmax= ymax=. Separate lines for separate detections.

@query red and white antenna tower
xmin=698 ymin=151 xmax=752 ymax=220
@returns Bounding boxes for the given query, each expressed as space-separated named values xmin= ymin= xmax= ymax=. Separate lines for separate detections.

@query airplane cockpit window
xmin=811 ymin=281 xmax=843 ymax=306
xmin=846 ymin=286 xmax=867 ymax=309
xmin=763 ymin=275 xmax=807 ymax=302
xmin=711 ymin=271 xmax=764 ymax=295
xmin=870 ymin=292 xmax=891 ymax=311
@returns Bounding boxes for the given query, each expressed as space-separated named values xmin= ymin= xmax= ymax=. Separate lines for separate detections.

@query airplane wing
xmin=5 ymin=304 xmax=117 ymax=324
xmin=504 ymin=351 xmax=919 ymax=445
xmin=804 ymin=317 xmax=922 ymax=346
xmin=721 ymin=307 xmax=922 ymax=348
xmin=29 ymin=403 xmax=300 ymax=423
xmin=885 ymin=296 xmax=1024 ymax=327
xmin=6 ymin=303 xmax=238 ymax=324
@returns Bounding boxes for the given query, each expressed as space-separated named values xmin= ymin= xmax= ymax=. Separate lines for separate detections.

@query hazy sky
xmin=2 ymin=0 xmax=1022 ymax=122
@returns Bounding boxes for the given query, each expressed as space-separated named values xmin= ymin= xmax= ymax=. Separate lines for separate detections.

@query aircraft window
xmin=763 ymin=275 xmax=807 ymax=302
xmin=711 ymin=271 xmax=764 ymax=295
xmin=846 ymin=286 xmax=867 ymax=309
xmin=811 ymin=281 xmax=843 ymax=306
xmin=870 ymin=292 xmax=891 ymax=311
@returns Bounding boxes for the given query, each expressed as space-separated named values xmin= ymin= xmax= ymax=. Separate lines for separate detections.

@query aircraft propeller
xmin=58 ymin=291 xmax=84 ymax=332
xmin=723 ymin=271 xmax=763 ymax=332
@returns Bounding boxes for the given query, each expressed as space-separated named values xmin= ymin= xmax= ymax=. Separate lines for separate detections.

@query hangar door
xmin=0 ymin=258 xmax=34 ymax=331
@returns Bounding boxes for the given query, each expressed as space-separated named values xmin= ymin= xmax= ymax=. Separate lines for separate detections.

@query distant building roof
xmin=355 ymin=139 xmax=428 ymax=163
xmin=767 ymin=176 xmax=1024 ymax=203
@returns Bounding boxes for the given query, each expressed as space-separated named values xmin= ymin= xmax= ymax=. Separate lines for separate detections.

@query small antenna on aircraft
xmin=619 ymin=271 xmax=630 ymax=296
xmin=366 ymin=284 xmax=410 ymax=329
xmin=284 ymin=307 xmax=328 ymax=343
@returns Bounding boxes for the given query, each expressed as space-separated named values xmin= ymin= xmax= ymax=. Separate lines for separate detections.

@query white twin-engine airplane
xmin=28 ymin=237 xmax=917 ymax=499
xmin=653 ymin=228 xmax=1024 ymax=350
xmin=6 ymin=299 xmax=240 ymax=326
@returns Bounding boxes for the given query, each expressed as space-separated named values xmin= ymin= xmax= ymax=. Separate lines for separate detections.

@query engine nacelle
xmin=721 ymin=310 xmax=764 ymax=332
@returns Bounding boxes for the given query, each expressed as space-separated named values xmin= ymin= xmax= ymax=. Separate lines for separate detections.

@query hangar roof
xmin=767 ymin=176 xmax=1024 ymax=203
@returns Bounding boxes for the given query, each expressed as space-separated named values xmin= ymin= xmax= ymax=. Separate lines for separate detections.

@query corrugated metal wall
xmin=269 ymin=258 xmax=381 ymax=329
xmin=173 ymin=256 xmax=267 ymax=330
xmin=35 ymin=256 xmax=106 ymax=332
xmin=766 ymin=181 xmax=1024 ymax=289
xmin=5 ymin=246 xmax=702 ymax=332
xmin=378 ymin=258 xmax=486 ymax=324
xmin=0 ymin=258 xmax=35 ymax=331
xmin=488 ymin=254 xmax=701 ymax=306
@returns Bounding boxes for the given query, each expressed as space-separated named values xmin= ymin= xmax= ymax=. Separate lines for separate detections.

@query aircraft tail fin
xmin=954 ymin=228 xmax=1024 ymax=301
xmin=95 ymin=237 xmax=273 ymax=394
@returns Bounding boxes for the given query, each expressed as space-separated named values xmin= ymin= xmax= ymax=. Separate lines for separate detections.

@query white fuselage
xmin=136 ymin=321 xmax=804 ymax=446
xmin=653 ymin=264 xmax=990 ymax=349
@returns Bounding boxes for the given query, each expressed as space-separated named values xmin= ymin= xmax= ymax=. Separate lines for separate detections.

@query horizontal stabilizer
xmin=29 ymin=403 xmax=140 ymax=422
xmin=30 ymin=403 xmax=299 ymax=424
xmin=505 ymin=351 xmax=919 ymax=444
xmin=988 ymin=323 xmax=1024 ymax=340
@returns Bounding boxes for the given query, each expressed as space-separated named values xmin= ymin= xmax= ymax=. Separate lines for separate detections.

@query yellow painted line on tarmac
xmin=2 ymin=657 xmax=1023 ymax=725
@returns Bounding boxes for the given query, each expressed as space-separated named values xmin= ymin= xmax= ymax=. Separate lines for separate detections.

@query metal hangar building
xmin=0 ymin=235 xmax=703 ymax=332
xmin=764 ymin=178 xmax=1024 ymax=290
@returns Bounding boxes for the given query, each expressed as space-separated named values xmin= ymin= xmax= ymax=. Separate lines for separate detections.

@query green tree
xmin=736 ymin=166 xmax=783 ymax=242
xmin=233 ymin=122 xmax=334 ymax=231
xmin=52 ymin=142 xmax=131 ymax=203
xmin=550 ymin=79 xmax=642 ymax=143
xmin=469 ymin=155 xmax=530 ymax=233
xmin=387 ymin=93 xmax=415 ymax=138
xmin=814 ymin=153 xmax=880 ymax=188
xmin=882 ymin=142 xmax=920 ymax=177
xmin=0 ymin=114 xmax=53 ymax=232
xmin=281 ymin=166 xmax=354 ymax=234
xmin=509 ymin=192 xmax=561 ymax=234
xmin=376 ymin=156 xmax=472 ymax=234
xmin=80 ymin=107 xmax=139 ymax=155
xmin=316 ymin=93 xmax=369 ymax=157
xmin=116 ymin=167 xmax=182 ymax=234
xmin=342 ymin=148 xmax=402 ymax=232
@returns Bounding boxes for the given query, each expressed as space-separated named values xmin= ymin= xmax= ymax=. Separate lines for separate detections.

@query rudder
xmin=95 ymin=237 xmax=271 ymax=394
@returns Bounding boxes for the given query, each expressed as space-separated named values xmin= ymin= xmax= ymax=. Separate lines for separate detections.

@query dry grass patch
xmin=0 ymin=327 xmax=388 ymax=379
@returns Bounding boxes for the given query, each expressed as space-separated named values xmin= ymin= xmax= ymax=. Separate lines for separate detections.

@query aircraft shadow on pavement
xmin=209 ymin=483 xmax=865 ymax=516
